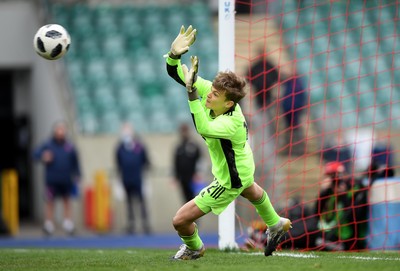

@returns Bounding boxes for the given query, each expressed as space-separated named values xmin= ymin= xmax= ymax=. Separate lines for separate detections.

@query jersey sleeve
xmin=32 ymin=141 xmax=49 ymax=161
xmin=166 ymin=57 xmax=186 ymax=87
xmin=166 ymin=56 xmax=212 ymax=98
xmin=188 ymin=100 xmax=238 ymax=139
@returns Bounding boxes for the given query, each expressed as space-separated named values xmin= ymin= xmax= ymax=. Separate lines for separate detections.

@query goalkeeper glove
xmin=169 ymin=25 xmax=197 ymax=58
xmin=182 ymin=56 xmax=199 ymax=93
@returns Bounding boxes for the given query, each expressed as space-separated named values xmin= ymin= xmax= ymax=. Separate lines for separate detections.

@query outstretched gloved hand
xmin=169 ymin=25 xmax=197 ymax=58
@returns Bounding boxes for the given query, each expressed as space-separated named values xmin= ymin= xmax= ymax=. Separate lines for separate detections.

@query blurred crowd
xmin=245 ymin=149 xmax=396 ymax=251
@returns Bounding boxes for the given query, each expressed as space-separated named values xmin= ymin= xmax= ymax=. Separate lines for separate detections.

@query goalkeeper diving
xmin=165 ymin=25 xmax=292 ymax=260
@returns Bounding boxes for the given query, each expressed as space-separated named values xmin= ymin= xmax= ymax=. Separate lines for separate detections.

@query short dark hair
xmin=212 ymin=71 xmax=248 ymax=104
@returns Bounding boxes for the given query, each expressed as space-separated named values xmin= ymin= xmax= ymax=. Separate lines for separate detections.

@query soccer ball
xmin=33 ymin=24 xmax=71 ymax=60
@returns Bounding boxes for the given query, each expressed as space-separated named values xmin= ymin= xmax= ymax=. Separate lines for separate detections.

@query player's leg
xmin=172 ymin=199 xmax=206 ymax=260
xmin=241 ymin=182 xmax=292 ymax=256
xmin=172 ymin=179 xmax=241 ymax=260
xmin=241 ymin=182 xmax=280 ymax=226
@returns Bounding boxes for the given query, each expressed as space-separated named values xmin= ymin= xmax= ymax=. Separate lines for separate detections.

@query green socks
xmin=179 ymin=224 xmax=203 ymax=250
xmin=251 ymin=191 xmax=280 ymax=227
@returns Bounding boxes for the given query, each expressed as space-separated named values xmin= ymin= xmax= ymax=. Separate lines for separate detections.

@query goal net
xmin=228 ymin=0 xmax=400 ymax=251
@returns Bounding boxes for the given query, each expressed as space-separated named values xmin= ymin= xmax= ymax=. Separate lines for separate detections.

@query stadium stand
xmin=50 ymin=2 xmax=218 ymax=134
xmin=280 ymin=0 xmax=400 ymax=132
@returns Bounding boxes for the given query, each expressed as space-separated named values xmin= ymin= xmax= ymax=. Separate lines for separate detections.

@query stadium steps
xmin=234 ymin=15 xmax=292 ymax=76
xmin=279 ymin=1 xmax=400 ymax=132
xmin=234 ymin=14 xmax=323 ymax=202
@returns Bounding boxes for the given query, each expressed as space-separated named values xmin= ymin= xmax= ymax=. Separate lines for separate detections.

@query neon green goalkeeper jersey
xmin=166 ymin=56 xmax=255 ymax=189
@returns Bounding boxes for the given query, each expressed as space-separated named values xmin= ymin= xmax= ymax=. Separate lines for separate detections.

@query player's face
xmin=206 ymin=87 xmax=234 ymax=114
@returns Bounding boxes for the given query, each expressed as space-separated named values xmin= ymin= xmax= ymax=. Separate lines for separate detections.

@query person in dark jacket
xmin=116 ymin=123 xmax=151 ymax=234
xmin=247 ymin=51 xmax=279 ymax=110
xmin=280 ymin=75 xmax=307 ymax=155
xmin=173 ymin=123 xmax=202 ymax=203
xmin=33 ymin=121 xmax=81 ymax=235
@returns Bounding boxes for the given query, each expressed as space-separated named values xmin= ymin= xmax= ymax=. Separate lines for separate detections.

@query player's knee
xmin=172 ymin=214 xmax=181 ymax=230
xmin=172 ymin=214 xmax=187 ymax=231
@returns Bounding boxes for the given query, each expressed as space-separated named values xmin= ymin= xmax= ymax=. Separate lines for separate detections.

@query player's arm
xmin=166 ymin=57 xmax=211 ymax=97
xmin=184 ymin=57 xmax=237 ymax=139
xmin=165 ymin=25 xmax=196 ymax=85
xmin=165 ymin=25 xmax=212 ymax=98
xmin=166 ymin=56 xmax=196 ymax=87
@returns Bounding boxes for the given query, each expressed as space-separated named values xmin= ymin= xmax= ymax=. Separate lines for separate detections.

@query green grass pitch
xmin=0 ymin=248 xmax=399 ymax=271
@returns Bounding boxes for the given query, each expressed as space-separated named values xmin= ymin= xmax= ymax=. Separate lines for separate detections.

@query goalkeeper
xmin=165 ymin=25 xmax=292 ymax=260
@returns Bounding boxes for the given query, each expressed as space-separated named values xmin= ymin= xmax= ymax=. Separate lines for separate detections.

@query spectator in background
xmin=322 ymin=133 xmax=353 ymax=173
xmin=371 ymin=138 xmax=395 ymax=170
xmin=314 ymin=161 xmax=367 ymax=251
xmin=280 ymin=74 xmax=307 ymax=155
xmin=173 ymin=123 xmax=202 ymax=203
xmin=247 ymin=48 xmax=279 ymax=121
xmin=364 ymin=160 xmax=395 ymax=187
xmin=116 ymin=123 xmax=151 ymax=234
xmin=246 ymin=47 xmax=283 ymax=161
xmin=33 ymin=121 xmax=81 ymax=236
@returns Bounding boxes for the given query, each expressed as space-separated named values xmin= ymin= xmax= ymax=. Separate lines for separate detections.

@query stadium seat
xmin=79 ymin=114 xmax=99 ymax=134
xmin=93 ymin=85 xmax=116 ymax=112
xmin=75 ymin=95 xmax=94 ymax=120
xmin=108 ymin=58 xmax=133 ymax=83
xmin=148 ymin=111 xmax=175 ymax=133
xmin=78 ymin=39 xmax=102 ymax=61
xmin=282 ymin=1 xmax=400 ymax=132
xmin=116 ymin=85 xmax=142 ymax=114
xmin=343 ymin=46 xmax=360 ymax=65
xmin=72 ymin=84 xmax=90 ymax=100
xmin=102 ymin=35 xmax=126 ymax=60
xmin=85 ymin=59 xmax=108 ymax=84
xmin=66 ymin=60 xmax=84 ymax=81
xmin=99 ymin=110 xmax=121 ymax=134
xmin=124 ymin=110 xmax=148 ymax=133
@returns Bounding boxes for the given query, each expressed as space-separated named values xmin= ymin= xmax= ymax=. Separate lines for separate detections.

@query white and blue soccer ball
xmin=33 ymin=24 xmax=71 ymax=60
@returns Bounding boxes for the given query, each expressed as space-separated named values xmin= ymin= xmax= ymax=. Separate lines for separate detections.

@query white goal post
xmin=218 ymin=0 xmax=238 ymax=250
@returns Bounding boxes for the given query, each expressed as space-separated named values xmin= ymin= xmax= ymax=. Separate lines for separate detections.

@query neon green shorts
xmin=194 ymin=179 xmax=253 ymax=215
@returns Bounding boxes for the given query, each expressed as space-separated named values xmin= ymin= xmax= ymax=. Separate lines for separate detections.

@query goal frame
xmin=218 ymin=0 xmax=237 ymax=250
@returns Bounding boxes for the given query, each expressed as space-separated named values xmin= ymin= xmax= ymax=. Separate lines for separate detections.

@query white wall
xmin=0 ymin=1 xmax=37 ymax=68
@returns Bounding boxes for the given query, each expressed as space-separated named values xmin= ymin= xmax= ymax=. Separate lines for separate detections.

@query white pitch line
xmin=233 ymin=251 xmax=400 ymax=261
xmin=337 ymin=255 xmax=400 ymax=261
xmin=232 ymin=252 xmax=319 ymax=258
xmin=275 ymin=252 xmax=319 ymax=258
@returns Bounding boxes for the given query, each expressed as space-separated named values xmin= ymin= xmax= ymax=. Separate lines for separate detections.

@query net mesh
xmin=235 ymin=0 xmax=400 ymax=251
